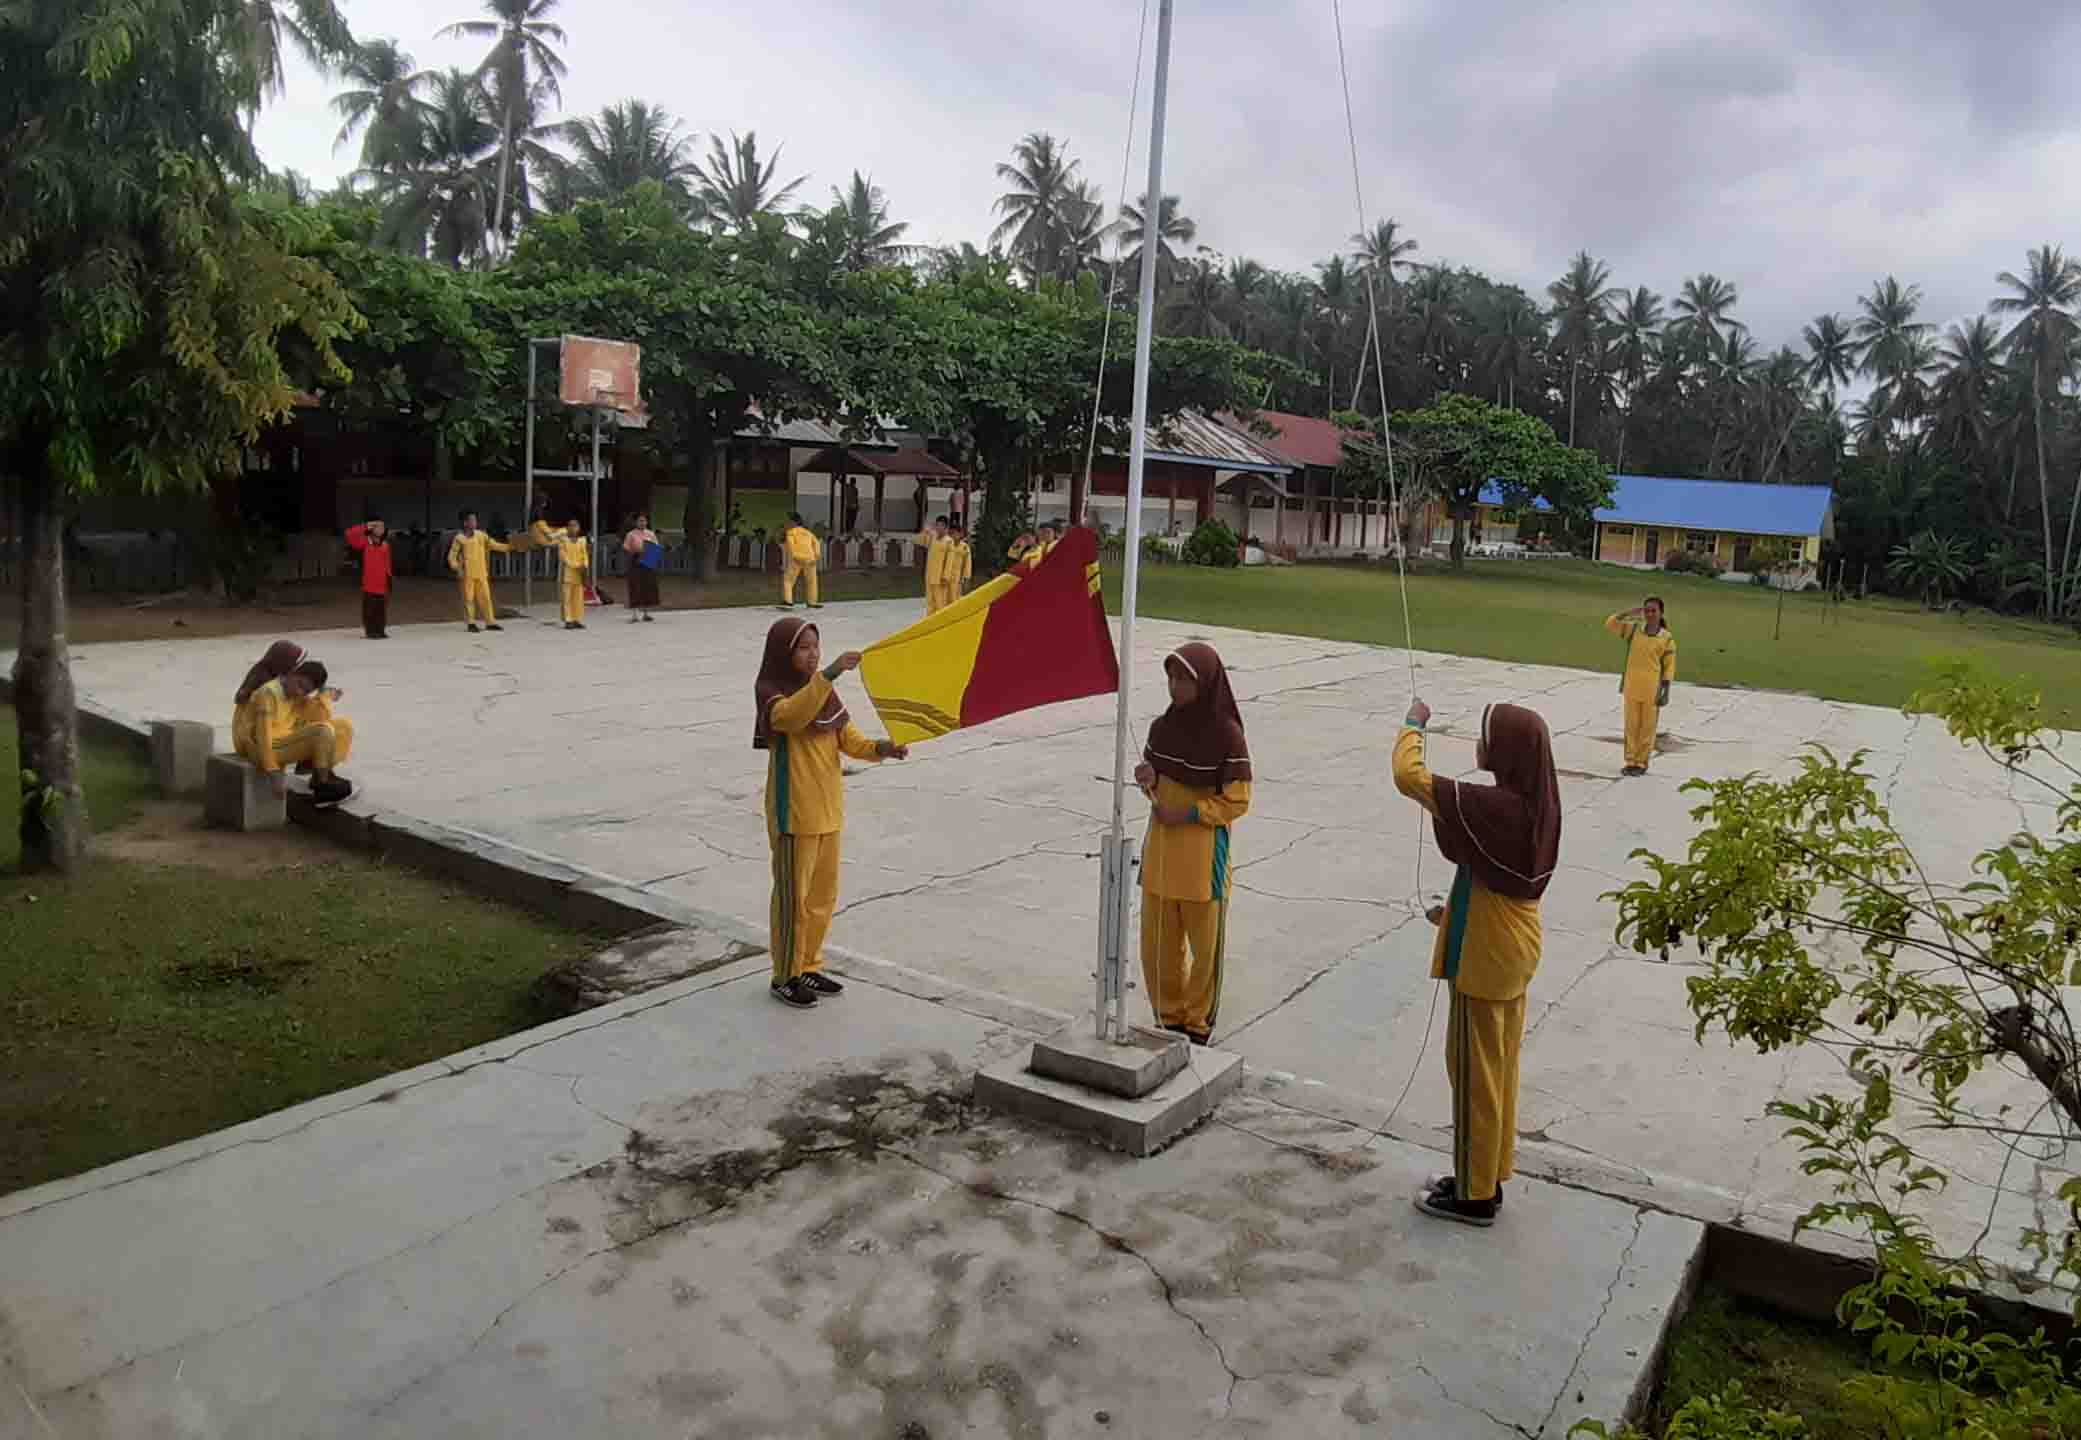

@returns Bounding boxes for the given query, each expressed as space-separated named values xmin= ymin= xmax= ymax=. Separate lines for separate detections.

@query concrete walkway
xmin=2 ymin=961 xmax=1696 ymax=1438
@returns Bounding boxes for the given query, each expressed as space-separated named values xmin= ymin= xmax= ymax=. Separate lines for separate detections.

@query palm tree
xmin=1888 ymin=530 xmax=1973 ymax=609
xmin=1225 ymin=258 xmax=1270 ymax=347
xmin=1546 ymin=250 xmax=1616 ymax=447
xmin=551 ymin=100 xmax=698 ymax=212
xmin=1991 ymin=245 xmax=2081 ymax=617
xmin=1162 ymin=257 xmax=1231 ymax=340
xmin=1479 ymin=293 xmax=1543 ymax=410
xmin=1611 ymin=286 xmax=1665 ymax=472
xmin=440 ymin=0 xmax=566 ymax=245
xmin=1407 ymin=266 xmax=1461 ymax=366
xmin=813 ymin=171 xmax=919 ymax=273
xmin=692 ymin=130 xmax=807 ymax=233
xmin=1350 ymin=218 xmax=1418 ymax=291
xmin=236 ymin=0 xmax=358 ymax=102
xmin=922 ymin=242 xmax=1011 ymax=284
xmin=1671 ymin=273 xmax=1741 ymax=361
xmin=1801 ymin=313 xmax=1857 ymax=397
xmin=1703 ymin=326 xmax=1758 ymax=476
xmin=1118 ymin=192 xmax=1197 ymax=288
xmin=1313 ymin=256 xmax=1359 ymax=404
xmin=373 ymin=67 xmax=499 ymax=268
xmin=331 ymin=38 xmax=428 ymax=172
xmin=1931 ymin=317 xmax=2002 ymax=472
xmin=1056 ymin=181 xmax=1113 ymax=283
xmin=990 ymin=133 xmax=1081 ymax=282
xmin=1853 ymin=276 xmax=1932 ymax=434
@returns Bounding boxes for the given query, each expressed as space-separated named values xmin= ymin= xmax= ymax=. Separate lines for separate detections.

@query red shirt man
xmin=345 ymin=519 xmax=393 ymax=639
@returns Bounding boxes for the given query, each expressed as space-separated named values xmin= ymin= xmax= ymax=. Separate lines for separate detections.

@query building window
xmin=1605 ymin=525 xmax=1633 ymax=538
xmin=1685 ymin=531 xmax=1717 ymax=554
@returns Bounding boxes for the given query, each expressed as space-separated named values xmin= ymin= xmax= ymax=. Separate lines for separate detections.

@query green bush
xmin=1662 ymin=548 xmax=1722 ymax=578
xmin=1181 ymin=518 xmax=1240 ymax=568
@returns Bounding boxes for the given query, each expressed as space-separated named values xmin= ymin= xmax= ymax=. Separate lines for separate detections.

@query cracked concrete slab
xmin=0 ymin=966 xmax=1694 ymax=1439
xmin=37 ymin=598 xmax=2076 ymax=1289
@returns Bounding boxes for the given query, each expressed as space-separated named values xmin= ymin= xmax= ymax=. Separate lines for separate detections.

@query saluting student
xmin=1604 ymin=597 xmax=1676 ymax=776
xmin=447 ymin=511 xmax=512 ymax=633
xmin=1392 ymin=697 xmax=1561 ymax=1227
xmin=754 ymin=617 xmax=909 ymax=1009
xmin=1133 ymin=642 xmax=1252 ymax=1046
xmin=344 ymin=517 xmax=393 ymax=638
xmin=948 ymin=523 xmax=973 ymax=601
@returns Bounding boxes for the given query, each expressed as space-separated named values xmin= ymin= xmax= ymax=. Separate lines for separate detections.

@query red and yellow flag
xmin=861 ymin=526 xmax=1118 ymax=745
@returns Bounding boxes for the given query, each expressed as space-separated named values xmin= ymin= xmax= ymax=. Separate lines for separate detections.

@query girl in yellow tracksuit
xmin=234 ymin=660 xmax=355 ymax=804
xmin=781 ymin=514 xmax=822 ymax=609
xmin=755 ymin=617 xmax=909 ymax=1008
xmin=923 ymin=523 xmax=953 ymax=614
xmin=446 ymin=513 xmax=512 ymax=632
xmin=1392 ymin=698 xmax=1561 ymax=1227
xmin=1134 ymin=642 xmax=1252 ymax=1045
xmin=555 ymin=520 xmax=591 ymax=628
xmin=1606 ymin=597 xmax=1675 ymax=775
xmin=949 ymin=525 xmax=973 ymax=601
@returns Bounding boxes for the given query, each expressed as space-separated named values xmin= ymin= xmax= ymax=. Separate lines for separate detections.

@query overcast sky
xmin=256 ymin=0 xmax=2081 ymax=358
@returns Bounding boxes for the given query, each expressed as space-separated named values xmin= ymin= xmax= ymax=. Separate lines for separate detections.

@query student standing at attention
xmin=1605 ymin=596 xmax=1675 ymax=776
xmin=754 ymin=618 xmax=908 ymax=1009
xmin=780 ymin=512 xmax=822 ymax=610
xmin=948 ymin=522 xmax=973 ymax=602
xmin=344 ymin=517 xmax=393 ymax=639
xmin=447 ymin=511 xmax=511 ymax=633
xmin=622 ymin=511 xmax=662 ymax=623
xmin=1133 ymin=642 xmax=1252 ymax=1046
xmin=1392 ymin=697 xmax=1561 ymax=1227
xmin=923 ymin=518 xmax=952 ymax=614
xmin=555 ymin=518 xmax=591 ymax=629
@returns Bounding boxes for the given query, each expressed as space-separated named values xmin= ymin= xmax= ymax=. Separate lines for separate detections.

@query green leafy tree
xmin=1887 ymin=529 xmax=1973 ymax=608
xmin=2 ymin=0 xmax=357 ymax=871
xmin=1391 ymin=394 xmax=1612 ymax=566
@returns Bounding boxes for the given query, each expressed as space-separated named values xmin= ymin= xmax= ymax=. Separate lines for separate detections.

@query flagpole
xmin=1101 ymin=0 xmax=1173 ymax=1044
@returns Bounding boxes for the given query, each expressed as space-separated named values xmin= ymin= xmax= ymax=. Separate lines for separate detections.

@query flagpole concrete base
xmin=976 ymin=1030 xmax=1242 ymax=1157
xmin=1027 ymin=1022 xmax=1187 ymax=1098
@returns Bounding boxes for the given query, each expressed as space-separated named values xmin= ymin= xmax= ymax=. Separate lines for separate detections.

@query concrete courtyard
xmin=2 ymin=594 xmax=2072 ymax=1436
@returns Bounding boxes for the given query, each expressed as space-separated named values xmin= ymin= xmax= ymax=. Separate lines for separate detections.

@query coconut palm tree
xmin=1611 ymin=287 xmax=1664 ymax=472
xmin=692 ymin=130 xmax=807 ymax=234
xmin=1407 ymin=266 xmax=1461 ymax=367
xmin=811 ymin=171 xmax=919 ymax=273
xmin=550 ymin=100 xmax=698 ymax=212
xmin=1350 ymin=218 xmax=1418 ymax=291
xmin=1670 ymin=273 xmax=1741 ymax=362
xmin=1991 ymin=245 xmax=2081 ymax=617
xmin=1313 ymin=256 xmax=1359 ymax=404
xmin=440 ymin=0 xmax=566 ymax=246
xmin=373 ymin=67 xmax=499 ymax=268
xmin=1853 ymin=276 xmax=1932 ymax=434
xmin=990 ymin=133 xmax=1082 ymax=282
xmin=1479 ymin=293 xmax=1543 ymax=410
xmin=236 ymin=0 xmax=358 ymax=102
xmin=1162 ymin=257 xmax=1231 ymax=340
xmin=1931 ymin=317 xmax=2003 ymax=472
xmin=1224 ymin=258 xmax=1270 ymax=347
xmin=1118 ymin=192 xmax=1197 ymax=288
xmin=331 ymin=38 xmax=429 ymax=172
xmin=1056 ymin=180 xmax=1113 ymax=283
xmin=1801 ymin=313 xmax=1857 ymax=397
xmin=1546 ymin=250 xmax=1615 ymax=447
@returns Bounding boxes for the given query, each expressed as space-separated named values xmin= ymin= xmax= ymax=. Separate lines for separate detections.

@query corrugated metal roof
xmin=734 ymin=413 xmax=844 ymax=446
xmin=1220 ymin=409 xmax=1345 ymax=469
xmin=1592 ymin=476 xmax=1834 ymax=536
xmin=797 ymin=445 xmax=963 ymax=479
xmin=1112 ymin=410 xmax=1294 ymax=474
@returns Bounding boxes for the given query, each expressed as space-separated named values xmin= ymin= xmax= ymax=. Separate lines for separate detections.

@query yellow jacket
xmin=1606 ymin=615 xmax=1677 ymax=702
xmin=555 ymin=535 xmax=590 ymax=580
xmin=925 ymin=536 xmax=952 ymax=585
xmin=784 ymin=526 xmax=821 ymax=565
xmin=233 ymin=679 xmax=335 ymax=775
xmin=448 ymin=530 xmax=511 ymax=581
xmin=953 ymin=541 xmax=973 ymax=585
xmin=765 ymin=672 xmax=884 ymax=836
xmin=1392 ymin=727 xmax=1542 ymax=1002
xmin=1141 ymin=773 xmax=1251 ymax=904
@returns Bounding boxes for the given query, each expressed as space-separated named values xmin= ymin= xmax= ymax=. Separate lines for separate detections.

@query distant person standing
xmin=622 ymin=511 xmax=661 ymax=623
xmin=948 ymin=522 xmax=973 ymax=602
xmin=344 ymin=516 xmax=393 ymax=639
xmin=1605 ymin=597 xmax=1675 ymax=776
xmin=842 ymin=479 xmax=861 ymax=536
xmin=556 ymin=518 xmax=591 ymax=629
xmin=780 ymin=512 xmax=822 ymax=610
xmin=922 ymin=517 xmax=952 ymax=615
xmin=447 ymin=511 xmax=511 ymax=633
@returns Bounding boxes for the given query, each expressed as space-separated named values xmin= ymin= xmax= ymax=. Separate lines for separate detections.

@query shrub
xmin=1663 ymin=548 xmax=1722 ymax=577
xmin=1181 ymin=519 xmax=1241 ymax=568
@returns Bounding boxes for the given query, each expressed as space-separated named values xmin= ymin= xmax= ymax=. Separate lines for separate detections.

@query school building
xmin=1591 ymin=476 xmax=1835 ymax=575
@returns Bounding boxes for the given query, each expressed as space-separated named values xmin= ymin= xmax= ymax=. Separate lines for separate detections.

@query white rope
xmin=1075 ymin=0 xmax=1154 ymax=527
xmin=1332 ymin=0 xmax=1439 ymax=1139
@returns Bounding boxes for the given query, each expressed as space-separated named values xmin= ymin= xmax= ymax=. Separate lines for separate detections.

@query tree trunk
xmin=2033 ymin=391 xmax=2056 ymax=619
xmin=15 ymin=453 xmax=87 ymax=872
xmin=491 ymin=89 xmax=518 ymax=253
xmin=1449 ymin=504 xmax=1467 ymax=570
xmin=1566 ymin=353 xmax=1579 ymax=447
xmin=687 ymin=419 xmax=716 ymax=582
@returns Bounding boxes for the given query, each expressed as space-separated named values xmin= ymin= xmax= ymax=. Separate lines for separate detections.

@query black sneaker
xmin=801 ymin=972 xmax=844 ymax=997
xmin=486 ymin=623 xmax=503 ymax=631
xmin=770 ymin=977 xmax=818 ymax=1008
xmin=467 ymin=624 xmax=480 ymax=633
xmin=641 ymin=613 xmax=655 ymax=622
xmin=1425 ymin=1176 xmax=1502 ymax=1210
xmin=1416 ymin=1177 xmax=1498 ymax=1227
xmin=310 ymin=777 xmax=354 ymax=806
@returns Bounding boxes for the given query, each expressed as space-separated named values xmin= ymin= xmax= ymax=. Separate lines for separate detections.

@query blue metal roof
xmin=1589 ymin=475 xmax=1833 ymax=536
xmin=1476 ymin=481 xmax=1552 ymax=512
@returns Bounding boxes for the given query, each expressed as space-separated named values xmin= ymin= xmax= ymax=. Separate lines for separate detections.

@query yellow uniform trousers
xmin=1623 ymin=699 xmax=1659 ymax=770
xmin=1140 ymin=894 xmax=1228 ymax=1041
xmin=560 ymin=578 xmax=585 ymax=624
xmin=769 ymin=829 xmax=841 ymax=983
xmin=925 ymin=582 xmax=957 ymax=614
xmin=460 ymin=578 xmax=494 ymax=625
xmin=1446 ymin=988 xmax=1526 ymax=1203
xmin=782 ymin=560 xmax=819 ymax=606
xmin=241 ymin=716 xmax=353 ymax=773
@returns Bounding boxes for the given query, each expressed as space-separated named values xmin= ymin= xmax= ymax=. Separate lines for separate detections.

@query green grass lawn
xmin=1106 ymin=558 xmax=2081 ymax=726
xmin=1644 ymin=1287 xmax=1876 ymax=1438
xmin=0 ymin=719 xmax=607 ymax=1196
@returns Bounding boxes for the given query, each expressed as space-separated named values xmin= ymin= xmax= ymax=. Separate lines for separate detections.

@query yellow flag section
xmin=859 ymin=525 xmax=1119 ymax=747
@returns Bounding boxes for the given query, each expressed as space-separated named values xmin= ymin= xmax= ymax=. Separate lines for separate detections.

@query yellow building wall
xmin=1598 ymin=524 xmax=1818 ymax=568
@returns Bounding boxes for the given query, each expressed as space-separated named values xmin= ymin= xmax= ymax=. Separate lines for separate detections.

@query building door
xmin=1733 ymin=536 xmax=1753 ymax=571
xmin=1644 ymin=530 xmax=1659 ymax=564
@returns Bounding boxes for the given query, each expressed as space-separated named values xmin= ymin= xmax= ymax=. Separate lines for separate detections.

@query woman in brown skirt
xmin=622 ymin=511 xmax=662 ymax=622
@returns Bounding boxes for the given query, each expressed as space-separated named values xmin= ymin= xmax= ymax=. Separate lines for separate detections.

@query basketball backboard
xmin=558 ymin=336 xmax=645 ymax=425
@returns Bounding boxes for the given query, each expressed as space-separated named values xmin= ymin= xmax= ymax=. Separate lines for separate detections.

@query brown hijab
xmin=1144 ymin=642 xmax=1252 ymax=789
xmin=752 ymin=617 xmax=848 ymax=750
xmin=1431 ymin=702 xmax=1561 ymax=903
xmin=235 ymin=640 xmax=306 ymax=705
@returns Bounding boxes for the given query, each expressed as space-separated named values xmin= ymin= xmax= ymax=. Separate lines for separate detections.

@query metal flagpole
xmin=1098 ymin=0 xmax=1174 ymax=1044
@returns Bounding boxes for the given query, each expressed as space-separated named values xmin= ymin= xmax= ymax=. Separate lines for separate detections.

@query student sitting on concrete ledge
xmin=234 ymin=659 xmax=354 ymax=805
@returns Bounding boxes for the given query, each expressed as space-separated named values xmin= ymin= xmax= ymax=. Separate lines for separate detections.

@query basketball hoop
xmin=523 ymin=335 xmax=648 ymax=615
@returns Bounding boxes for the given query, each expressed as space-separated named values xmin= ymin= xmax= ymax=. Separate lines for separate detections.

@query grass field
xmin=1109 ymin=558 xmax=2081 ymax=726
xmin=0 ymin=719 xmax=606 ymax=1196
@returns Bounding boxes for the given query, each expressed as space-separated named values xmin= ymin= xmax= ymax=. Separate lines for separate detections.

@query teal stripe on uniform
xmin=1442 ymin=865 xmax=1472 ymax=983
xmin=1210 ymin=826 xmax=1230 ymax=902
xmin=773 ymin=736 xmax=792 ymax=837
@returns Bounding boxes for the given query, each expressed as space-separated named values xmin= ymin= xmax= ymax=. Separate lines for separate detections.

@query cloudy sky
xmin=256 ymin=0 xmax=2081 ymax=356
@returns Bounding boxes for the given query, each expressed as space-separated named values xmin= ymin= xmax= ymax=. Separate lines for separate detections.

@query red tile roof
xmin=1220 ymin=409 xmax=1347 ymax=469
